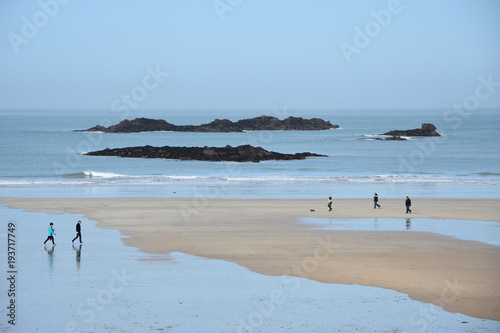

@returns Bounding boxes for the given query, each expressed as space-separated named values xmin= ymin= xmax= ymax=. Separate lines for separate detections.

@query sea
xmin=1 ymin=109 xmax=500 ymax=333
xmin=0 ymin=108 xmax=499 ymax=199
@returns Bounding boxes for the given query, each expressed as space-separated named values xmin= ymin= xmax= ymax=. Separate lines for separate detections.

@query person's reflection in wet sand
xmin=406 ymin=218 xmax=412 ymax=230
xmin=44 ymin=245 xmax=55 ymax=271
xmin=73 ymin=244 xmax=82 ymax=270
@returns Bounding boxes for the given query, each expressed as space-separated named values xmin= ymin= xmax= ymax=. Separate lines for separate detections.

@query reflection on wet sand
xmin=44 ymin=245 xmax=54 ymax=271
xmin=73 ymin=244 xmax=82 ymax=270
xmin=406 ymin=218 xmax=411 ymax=230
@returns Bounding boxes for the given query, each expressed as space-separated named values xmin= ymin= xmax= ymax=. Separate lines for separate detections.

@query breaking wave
xmin=1 ymin=172 xmax=499 ymax=187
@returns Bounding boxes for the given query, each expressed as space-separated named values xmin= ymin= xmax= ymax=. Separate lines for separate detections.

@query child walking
xmin=43 ymin=222 xmax=56 ymax=246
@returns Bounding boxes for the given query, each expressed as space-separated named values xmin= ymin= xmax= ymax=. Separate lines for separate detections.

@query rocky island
xmin=382 ymin=123 xmax=441 ymax=137
xmin=84 ymin=145 xmax=326 ymax=162
xmin=77 ymin=116 xmax=339 ymax=133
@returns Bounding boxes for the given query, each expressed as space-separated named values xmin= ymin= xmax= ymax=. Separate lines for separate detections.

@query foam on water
xmin=2 ymin=172 xmax=499 ymax=187
xmin=83 ymin=171 xmax=127 ymax=178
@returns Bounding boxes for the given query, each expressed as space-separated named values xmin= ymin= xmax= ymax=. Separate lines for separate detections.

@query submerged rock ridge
xmin=84 ymin=145 xmax=326 ymax=162
xmin=77 ymin=116 xmax=339 ymax=133
xmin=382 ymin=123 xmax=441 ymax=137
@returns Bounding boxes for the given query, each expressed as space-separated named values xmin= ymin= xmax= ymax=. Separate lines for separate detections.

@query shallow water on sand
xmin=1 ymin=206 xmax=499 ymax=332
xmin=300 ymin=217 xmax=500 ymax=246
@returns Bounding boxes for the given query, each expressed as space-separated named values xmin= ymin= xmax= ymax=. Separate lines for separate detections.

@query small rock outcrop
xmin=382 ymin=123 xmax=440 ymax=137
xmin=84 ymin=145 xmax=326 ymax=163
xmin=77 ymin=116 xmax=339 ymax=133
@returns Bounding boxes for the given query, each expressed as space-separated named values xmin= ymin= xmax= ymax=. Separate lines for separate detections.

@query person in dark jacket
xmin=72 ymin=220 xmax=83 ymax=244
xmin=405 ymin=196 xmax=412 ymax=214
xmin=327 ymin=196 xmax=333 ymax=211
xmin=373 ymin=193 xmax=381 ymax=209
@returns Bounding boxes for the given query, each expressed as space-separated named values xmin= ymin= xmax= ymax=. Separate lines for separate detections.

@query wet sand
xmin=1 ymin=197 xmax=499 ymax=321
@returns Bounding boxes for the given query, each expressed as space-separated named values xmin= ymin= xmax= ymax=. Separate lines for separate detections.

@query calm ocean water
xmin=0 ymin=109 xmax=499 ymax=199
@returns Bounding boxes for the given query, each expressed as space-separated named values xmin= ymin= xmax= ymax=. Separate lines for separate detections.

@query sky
xmin=0 ymin=0 xmax=499 ymax=111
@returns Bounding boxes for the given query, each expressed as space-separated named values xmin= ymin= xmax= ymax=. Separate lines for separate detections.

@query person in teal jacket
xmin=43 ymin=222 xmax=56 ymax=246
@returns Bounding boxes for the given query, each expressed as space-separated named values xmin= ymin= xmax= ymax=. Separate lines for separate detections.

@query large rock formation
xmin=382 ymin=123 xmax=440 ymax=137
xmin=77 ymin=116 xmax=339 ymax=133
xmin=84 ymin=145 xmax=326 ymax=162
xmin=86 ymin=118 xmax=176 ymax=133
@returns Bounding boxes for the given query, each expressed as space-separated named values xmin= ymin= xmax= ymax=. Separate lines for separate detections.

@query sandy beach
xmin=1 ymin=197 xmax=499 ymax=321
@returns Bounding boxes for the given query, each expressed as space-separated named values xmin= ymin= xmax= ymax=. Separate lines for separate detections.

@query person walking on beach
xmin=327 ymin=196 xmax=333 ymax=211
xmin=72 ymin=220 xmax=82 ymax=244
xmin=43 ymin=222 xmax=56 ymax=246
xmin=373 ymin=193 xmax=381 ymax=209
xmin=405 ymin=196 xmax=412 ymax=214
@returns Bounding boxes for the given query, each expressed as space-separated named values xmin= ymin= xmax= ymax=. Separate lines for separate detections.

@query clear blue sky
xmin=1 ymin=0 xmax=499 ymax=111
